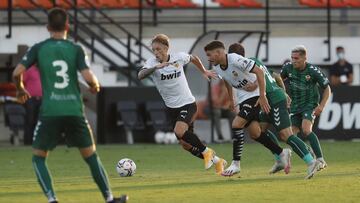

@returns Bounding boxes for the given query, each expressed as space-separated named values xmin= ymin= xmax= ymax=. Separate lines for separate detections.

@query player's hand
xmin=243 ymin=82 xmax=258 ymax=92
xmin=203 ymin=70 xmax=218 ymax=81
xmin=16 ymin=88 xmax=31 ymax=104
xmin=286 ymin=93 xmax=292 ymax=108
xmin=89 ymin=84 xmax=100 ymax=94
xmin=155 ymin=62 xmax=171 ymax=69
xmin=314 ymin=105 xmax=323 ymax=116
xmin=255 ymin=95 xmax=271 ymax=114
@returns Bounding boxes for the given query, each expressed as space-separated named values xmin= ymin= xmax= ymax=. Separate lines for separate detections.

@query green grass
xmin=0 ymin=141 xmax=360 ymax=203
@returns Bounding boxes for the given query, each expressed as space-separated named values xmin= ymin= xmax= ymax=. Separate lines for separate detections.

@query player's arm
xmin=251 ymin=65 xmax=271 ymax=113
xmin=190 ymin=55 xmax=217 ymax=81
xmin=223 ymin=80 xmax=235 ymax=111
xmin=272 ymin=72 xmax=285 ymax=90
xmin=80 ymin=69 xmax=100 ymax=94
xmin=314 ymin=85 xmax=331 ymax=116
xmin=273 ymin=72 xmax=292 ymax=108
xmin=138 ymin=62 xmax=170 ymax=80
xmin=12 ymin=64 xmax=30 ymax=103
xmin=313 ymin=67 xmax=332 ymax=116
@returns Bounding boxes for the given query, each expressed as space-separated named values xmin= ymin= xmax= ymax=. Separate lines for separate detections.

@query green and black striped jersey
xmin=281 ymin=62 xmax=329 ymax=113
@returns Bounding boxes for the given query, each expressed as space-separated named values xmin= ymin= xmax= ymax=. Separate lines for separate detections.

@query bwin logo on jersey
xmin=233 ymin=79 xmax=248 ymax=88
xmin=161 ymin=71 xmax=181 ymax=80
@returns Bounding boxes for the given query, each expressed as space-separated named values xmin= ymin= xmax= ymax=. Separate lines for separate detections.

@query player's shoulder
xmin=30 ymin=38 xmax=51 ymax=51
xmin=145 ymin=56 xmax=158 ymax=66
xmin=227 ymin=53 xmax=245 ymax=64
xmin=282 ymin=62 xmax=293 ymax=70
xmin=171 ymin=52 xmax=190 ymax=60
xmin=307 ymin=63 xmax=321 ymax=73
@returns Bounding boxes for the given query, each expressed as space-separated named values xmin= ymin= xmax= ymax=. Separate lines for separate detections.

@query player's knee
xmin=174 ymin=129 xmax=185 ymax=138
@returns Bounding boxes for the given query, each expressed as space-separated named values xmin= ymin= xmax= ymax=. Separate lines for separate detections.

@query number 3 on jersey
xmin=52 ymin=60 xmax=70 ymax=89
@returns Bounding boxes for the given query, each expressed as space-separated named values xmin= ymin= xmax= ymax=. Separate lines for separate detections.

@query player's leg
xmin=32 ymin=118 xmax=60 ymax=203
xmin=277 ymin=111 xmax=319 ymax=179
xmin=248 ymin=121 xmax=291 ymax=175
xmin=301 ymin=112 xmax=327 ymax=170
xmin=260 ymin=121 xmax=285 ymax=174
xmin=68 ymin=116 xmax=127 ymax=203
xmin=173 ymin=103 xmax=224 ymax=170
xmin=221 ymin=115 xmax=247 ymax=176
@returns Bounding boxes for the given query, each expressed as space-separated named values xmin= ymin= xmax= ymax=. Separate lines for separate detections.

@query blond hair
xmin=151 ymin=34 xmax=170 ymax=47
xmin=292 ymin=45 xmax=307 ymax=56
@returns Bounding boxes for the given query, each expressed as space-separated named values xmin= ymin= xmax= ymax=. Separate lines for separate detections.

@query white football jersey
xmin=142 ymin=52 xmax=195 ymax=108
xmin=213 ymin=53 xmax=260 ymax=104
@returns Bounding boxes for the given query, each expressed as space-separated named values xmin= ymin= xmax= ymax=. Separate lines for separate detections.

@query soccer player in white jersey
xmin=204 ymin=40 xmax=291 ymax=177
xmin=228 ymin=43 xmax=321 ymax=179
xmin=138 ymin=34 xmax=227 ymax=174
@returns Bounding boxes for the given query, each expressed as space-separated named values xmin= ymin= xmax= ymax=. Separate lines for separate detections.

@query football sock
xmin=189 ymin=146 xmax=204 ymax=159
xmin=213 ymin=155 xmax=220 ymax=164
xmin=306 ymin=132 xmax=323 ymax=158
xmin=85 ymin=153 xmax=113 ymax=202
xmin=266 ymin=130 xmax=281 ymax=161
xmin=286 ymin=135 xmax=314 ymax=164
xmin=32 ymin=155 xmax=57 ymax=202
xmin=232 ymin=128 xmax=245 ymax=161
xmin=266 ymin=130 xmax=280 ymax=145
xmin=182 ymin=131 xmax=206 ymax=152
xmin=255 ymin=132 xmax=283 ymax=155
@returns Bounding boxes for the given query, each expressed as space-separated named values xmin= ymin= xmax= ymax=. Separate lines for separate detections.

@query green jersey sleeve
xmin=310 ymin=65 xmax=329 ymax=88
xmin=76 ymin=45 xmax=90 ymax=71
xmin=20 ymin=43 xmax=40 ymax=69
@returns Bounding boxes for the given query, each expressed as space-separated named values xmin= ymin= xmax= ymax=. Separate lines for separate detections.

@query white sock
xmin=106 ymin=194 xmax=114 ymax=203
xmin=317 ymin=157 xmax=325 ymax=162
xmin=232 ymin=160 xmax=240 ymax=167
xmin=213 ymin=156 xmax=220 ymax=164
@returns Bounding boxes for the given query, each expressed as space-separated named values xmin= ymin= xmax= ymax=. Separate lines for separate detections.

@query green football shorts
xmin=259 ymin=99 xmax=292 ymax=132
xmin=32 ymin=116 xmax=95 ymax=151
xmin=290 ymin=109 xmax=316 ymax=128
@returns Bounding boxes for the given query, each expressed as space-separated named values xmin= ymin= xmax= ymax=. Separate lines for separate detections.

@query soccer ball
xmin=116 ymin=158 xmax=136 ymax=177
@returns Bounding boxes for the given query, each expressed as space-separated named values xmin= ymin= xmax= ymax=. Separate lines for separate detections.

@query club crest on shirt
xmin=305 ymin=75 xmax=311 ymax=81
xmin=232 ymin=70 xmax=239 ymax=77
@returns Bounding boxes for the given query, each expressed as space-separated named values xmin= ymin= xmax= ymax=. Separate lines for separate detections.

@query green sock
xmin=306 ymin=132 xmax=323 ymax=158
xmin=32 ymin=155 xmax=57 ymax=202
xmin=286 ymin=135 xmax=314 ymax=164
xmin=266 ymin=130 xmax=281 ymax=161
xmin=85 ymin=153 xmax=113 ymax=201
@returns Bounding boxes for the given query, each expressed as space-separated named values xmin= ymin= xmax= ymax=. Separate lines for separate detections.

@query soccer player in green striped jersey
xmin=281 ymin=45 xmax=332 ymax=171
xmin=229 ymin=43 xmax=321 ymax=179
xmin=12 ymin=8 xmax=127 ymax=203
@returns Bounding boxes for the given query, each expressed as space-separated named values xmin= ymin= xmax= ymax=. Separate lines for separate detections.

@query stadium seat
xmin=0 ymin=1 xmax=8 ymax=9
xmin=344 ymin=0 xmax=360 ymax=7
xmin=116 ymin=101 xmax=145 ymax=130
xmin=146 ymin=101 xmax=172 ymax=132
xmin=116 ymin=101 xmax=145 ymax=144
xmin=13 ymin=0 xmax=37 ymax=9
xmin=213 ymin=0 xmax=242 ymax=7
xmin=172 ymin=0 xmax=198 ymax=7
xmin=238 ymin=0 xmax=263 ymax=7
xmin=122 ymin=0 xmax=141 ymax=8
xmin=299 ymin=0 xmax=347 ymax=8
xmin=98 ymin=0 xmax=125 ymax=8
xmin=146 ymin=0 xmax=175 ymax=8
xmin=299 ymin=0 xmax=326 ymax=7
xmin=4 ymin=102 xmax=26 ymax=145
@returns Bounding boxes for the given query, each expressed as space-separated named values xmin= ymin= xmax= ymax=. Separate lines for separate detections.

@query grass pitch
xmin=0 ymin=141 xmax=359 ymax=203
